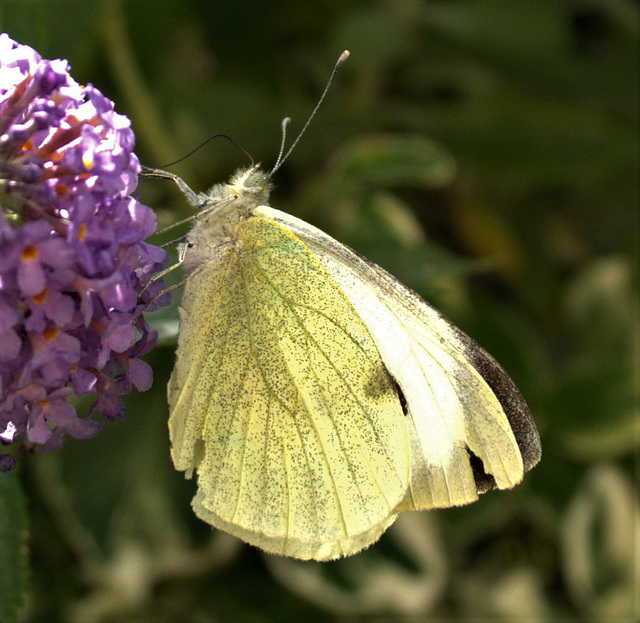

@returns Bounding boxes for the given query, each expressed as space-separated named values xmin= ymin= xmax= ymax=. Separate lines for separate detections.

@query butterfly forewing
xmin=255 ymin=205 xmax=541 ymax=512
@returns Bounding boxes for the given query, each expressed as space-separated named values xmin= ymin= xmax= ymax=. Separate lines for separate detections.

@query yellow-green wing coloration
xmin=168 ymin=215 xmax=410 ymax=560
xmin=257 ymin=206 xmax=541 ymax=513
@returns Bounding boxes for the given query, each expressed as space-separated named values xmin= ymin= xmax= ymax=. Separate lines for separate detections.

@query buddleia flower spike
xmin=0 ymin=34 xmax=170 ymax=470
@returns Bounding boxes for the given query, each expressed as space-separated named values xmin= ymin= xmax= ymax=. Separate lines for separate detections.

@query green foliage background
xmin=1 ymin=0 xmax=638 ymax=621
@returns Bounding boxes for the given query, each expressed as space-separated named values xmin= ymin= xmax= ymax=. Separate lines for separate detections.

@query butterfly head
xmin=226 ymin=166 xmax=272 ymax=205
xmin=200 ymin=165 xmax=272 ymax=218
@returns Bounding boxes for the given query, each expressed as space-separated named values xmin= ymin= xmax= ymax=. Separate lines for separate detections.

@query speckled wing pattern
xmin=257 ymin=206 xmax=541 ymax=513
xmin=168 ymin=216 xmax=410 ymax=561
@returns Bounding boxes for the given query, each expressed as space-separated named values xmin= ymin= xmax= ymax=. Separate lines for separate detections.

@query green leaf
xmin=421 ymin=0 xmax=639 ymax=116
xmin=329 ymin=135 xmax=456 ymax=189
xmin=0 ymin=469 xmax=29 ymax=623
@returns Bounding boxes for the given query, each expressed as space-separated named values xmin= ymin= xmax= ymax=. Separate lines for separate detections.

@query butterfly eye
xmin=244 ymin=173 xmax=266 ymax=189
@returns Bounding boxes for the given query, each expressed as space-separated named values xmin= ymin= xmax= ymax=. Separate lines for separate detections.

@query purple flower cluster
xmin=0 ymin=34 xmax=169 ymax=471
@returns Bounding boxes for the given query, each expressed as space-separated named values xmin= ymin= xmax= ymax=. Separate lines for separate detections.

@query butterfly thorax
xmin=183 ymin=166 xmax=273 ymax=273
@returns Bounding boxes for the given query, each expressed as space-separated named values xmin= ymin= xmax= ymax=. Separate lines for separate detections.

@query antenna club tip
xmin=271 ymin=51 xmax=349 ymax=174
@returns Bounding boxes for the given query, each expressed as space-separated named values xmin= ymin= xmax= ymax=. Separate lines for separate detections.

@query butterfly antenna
xmin=156 ymin=134 xmax=255 ymax=169
xmin=269 ymin=50 xmax=350 ymax=177
xmin=271 ymin=117 xmax=292 ymax=173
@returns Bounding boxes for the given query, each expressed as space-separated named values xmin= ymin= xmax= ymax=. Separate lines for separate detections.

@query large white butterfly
xmin=144 ymin=53 xmax=541 ymax=561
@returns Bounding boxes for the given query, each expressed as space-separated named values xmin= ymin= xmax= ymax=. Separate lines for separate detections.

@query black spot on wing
xmin=460 ymin=335 xmax=541 ymax=473
xmin=389 ymin=374 xmax=408 ymax=417
xmin=466 ymin=446 xmax=497 ymax=494
xmin=363 ymin=365 xmax=409 ymax=419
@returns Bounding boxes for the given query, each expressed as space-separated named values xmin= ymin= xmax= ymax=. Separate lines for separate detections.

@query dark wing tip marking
xmin=460 ymin=335 xmax=542 ymax=473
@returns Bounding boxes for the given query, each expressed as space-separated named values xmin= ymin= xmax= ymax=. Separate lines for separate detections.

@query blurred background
xmin=1 ymin=0 xmax=638 ymax=621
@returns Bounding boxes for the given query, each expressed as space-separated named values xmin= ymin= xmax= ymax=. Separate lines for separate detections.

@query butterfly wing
xmin=168 ymin=216 xmax=410 ymax=560
xmin=256 ymin=206 xmax=541 ymax=512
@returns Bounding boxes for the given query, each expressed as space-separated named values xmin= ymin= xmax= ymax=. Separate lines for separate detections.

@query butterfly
xmin=143 ymin=53 xmax=541 ymax=562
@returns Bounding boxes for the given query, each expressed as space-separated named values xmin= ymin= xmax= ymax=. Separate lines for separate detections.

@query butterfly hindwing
xmin=168 ymin=215 xmax=410 ymax=560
